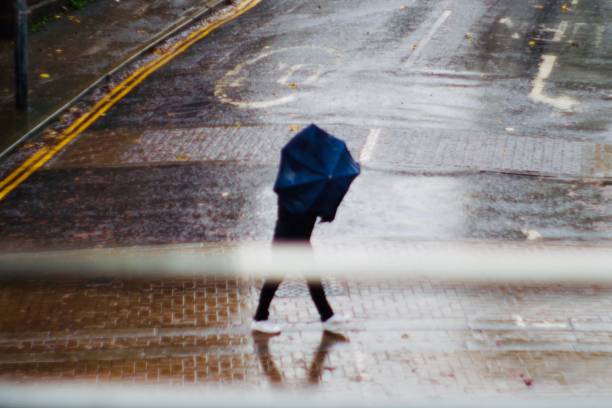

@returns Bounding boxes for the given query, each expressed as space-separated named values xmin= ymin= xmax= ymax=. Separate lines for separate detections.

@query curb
xmin=0 ymin=0 xmax=232 ymax=160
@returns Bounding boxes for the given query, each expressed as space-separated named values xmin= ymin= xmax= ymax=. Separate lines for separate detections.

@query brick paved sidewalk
xmin=2 ymin=262 xmax=612 ymax=397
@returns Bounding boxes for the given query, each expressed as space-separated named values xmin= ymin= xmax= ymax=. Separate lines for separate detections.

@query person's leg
xmin=307 ymin=280 xmax=334 ymax=322
xmin=254 ymin=279 xmax=282 ymax=321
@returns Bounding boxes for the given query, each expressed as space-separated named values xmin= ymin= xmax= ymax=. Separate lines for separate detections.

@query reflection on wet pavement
xmin=3 ymin=277 xmax=612 ymax=396
xmin=253 ymin=331 xmax=350 ymax=387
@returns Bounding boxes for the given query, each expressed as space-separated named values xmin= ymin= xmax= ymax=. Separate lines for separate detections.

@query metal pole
xmin=14 ymin=0 xmax=29 ymax=110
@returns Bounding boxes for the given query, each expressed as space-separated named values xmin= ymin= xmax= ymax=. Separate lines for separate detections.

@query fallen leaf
xmin=175 ymin=154 xmax=190 ymax=161
xmin=560 ymin=3 xmax=570 ymax=12
xmin=411 ymin=43 xmax=418 ymax=51
xmin=520 ymin=374 xmax=534 ymax=387
xmin=39 ymin=73 xmax=51 ymax=79
xmin=287 ymin=82 xmax=298 ymax=89
xmin=527 ymin=39 xmax=537 ymax=48
xmin=289 ymin=124 xmax=300 ymax=132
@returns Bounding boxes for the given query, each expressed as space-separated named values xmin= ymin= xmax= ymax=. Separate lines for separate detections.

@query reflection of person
xmin=251 ymin=204 xmax=350 ymax=334
xmin=253 ymin=334 xmax=283 ymax=386
xmin=253 ymin=331 xmax=349 ymax=386
xmin=307 ymin=331 xmax=349 ymax=385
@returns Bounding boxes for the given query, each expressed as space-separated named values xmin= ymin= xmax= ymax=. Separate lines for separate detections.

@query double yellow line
xmin=0 ymin=0 xmax=261 ymax=201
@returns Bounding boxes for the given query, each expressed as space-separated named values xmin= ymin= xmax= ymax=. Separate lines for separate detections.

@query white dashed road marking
xmin=552 ymin=21 xmax=568 ymax=42
xmin=359 ymin=129 xmax=381 ymax=163
xmin=406 ymin=10 xmax=452 ymax=66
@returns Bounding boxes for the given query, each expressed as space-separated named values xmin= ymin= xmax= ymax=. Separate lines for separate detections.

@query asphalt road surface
xmin=0 ymin=0 xmax=610 ymax=250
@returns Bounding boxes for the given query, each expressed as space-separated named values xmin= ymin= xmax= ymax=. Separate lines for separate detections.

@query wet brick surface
xmin=2 ymin=278 xmax=612 ymax=396
xmin=377 ymin=129 xmax=594 ymax=177
xmin=48 ymin=126 xmax=368 ymax=169
xmin=50 ymin=125 xmax=600 ymax=178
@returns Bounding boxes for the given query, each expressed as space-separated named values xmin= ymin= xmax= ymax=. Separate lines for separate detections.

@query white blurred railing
xmin=0 ymin=242 xmax=610 ymax=283
xmin=0 ymin=384 xmax=610 ymax=408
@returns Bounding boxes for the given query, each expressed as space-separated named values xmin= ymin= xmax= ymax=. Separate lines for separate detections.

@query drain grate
xmin=252 ymin=279 xmax=347 ymax=298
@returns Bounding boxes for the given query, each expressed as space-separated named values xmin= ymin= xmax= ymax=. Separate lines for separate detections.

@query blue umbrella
xmin=274 ymin=124 xmax=361 ymax=222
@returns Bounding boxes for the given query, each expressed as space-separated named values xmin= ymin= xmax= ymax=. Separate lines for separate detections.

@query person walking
xmin=250 ymin=124 xmax=360 ymax=335
xmin=251 ymin=205 xmax=350 ymax=334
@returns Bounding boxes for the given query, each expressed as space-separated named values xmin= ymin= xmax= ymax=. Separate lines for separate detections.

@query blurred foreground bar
xmin=0 ymin=384 xmax=610 ymax=408
xmin=0 ymin=242 xmax=611 ymax=283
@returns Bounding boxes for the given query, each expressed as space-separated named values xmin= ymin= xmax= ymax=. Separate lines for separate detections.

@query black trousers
xmin=253 ymin=207 xmax=334 ymax=322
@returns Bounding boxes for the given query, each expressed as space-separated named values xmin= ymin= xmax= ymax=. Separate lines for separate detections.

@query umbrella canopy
xmin=274 ymin=124 xmax=361 ymax=222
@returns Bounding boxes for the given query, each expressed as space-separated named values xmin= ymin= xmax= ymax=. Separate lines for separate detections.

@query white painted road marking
xmin=552 ymin=21 xmax=568 ymax=42
xmin=406 ymin=10 xmax=452 ymax=66
xmin=529 ymin=55 xmax=577 ymax=110
xmin=528 ymin=21 xmax=578 ymax=111
xmin=359 ymin=129 xmax=381 ymax=163
xmin=215 ymin=46 xmax=337 ymax=109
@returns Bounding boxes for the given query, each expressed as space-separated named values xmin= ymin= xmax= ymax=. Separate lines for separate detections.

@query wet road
xmin=0 ymin=0 xmax=611 ymax=249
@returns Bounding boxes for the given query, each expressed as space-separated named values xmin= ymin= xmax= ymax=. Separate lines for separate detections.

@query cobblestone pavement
xmin=2 ymin=273 xmax=612 ymax=397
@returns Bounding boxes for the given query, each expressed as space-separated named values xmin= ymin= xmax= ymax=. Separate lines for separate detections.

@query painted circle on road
xmin=215 ymin=46 xmax=339 ymax=109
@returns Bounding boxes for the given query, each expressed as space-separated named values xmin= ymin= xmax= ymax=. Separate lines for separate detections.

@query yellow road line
xmin=0 ymin=0 xmax=261 ymax=202
xmin=0 ymin=147 xmax=49 ymax=191
xmin=0 ymin=148 xmax=52 ymax=201
xmin=65 ymin=1 xmax=258 ymax=137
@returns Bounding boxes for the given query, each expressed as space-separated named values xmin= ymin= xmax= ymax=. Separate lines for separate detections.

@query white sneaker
xmin=251 ymin=320 xmax=282 ymax=335
xmin=322 ymin=314 xmax=351 ymax=333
